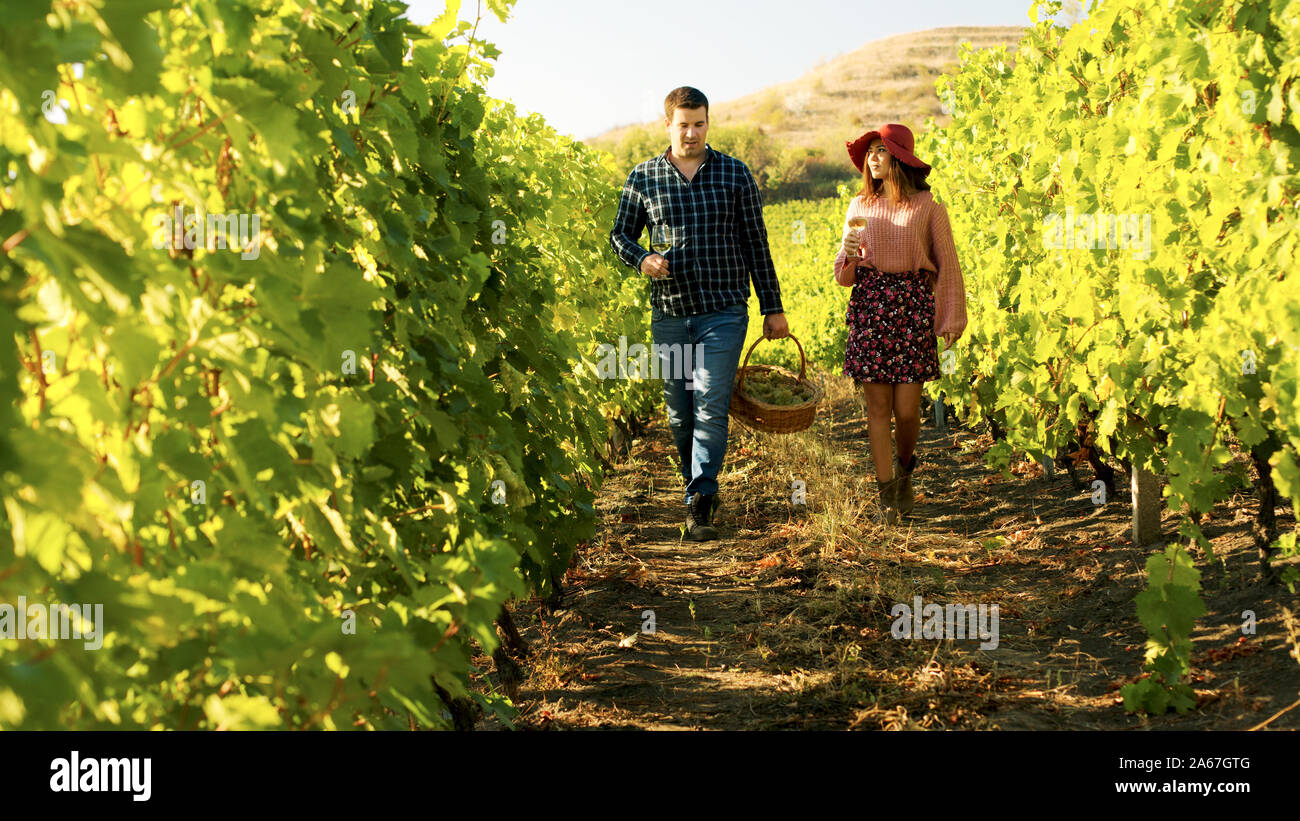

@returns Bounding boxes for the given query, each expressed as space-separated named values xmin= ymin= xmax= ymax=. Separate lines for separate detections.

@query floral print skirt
xmin=843 ymin=265 xmax=941 ymax=385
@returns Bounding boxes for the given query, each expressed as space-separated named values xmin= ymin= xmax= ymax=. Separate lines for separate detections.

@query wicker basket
xmin=729 ymin=334 xmax=823 ymax=434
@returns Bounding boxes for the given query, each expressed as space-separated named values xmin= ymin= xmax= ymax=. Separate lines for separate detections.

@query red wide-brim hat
xmin=847 ymin=123 xmax=931 ymax=174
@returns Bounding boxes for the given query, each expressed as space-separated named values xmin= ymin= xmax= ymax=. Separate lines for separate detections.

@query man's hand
xmin=640 ymin=253 xmax=670 ymax=279
xmin=763 ymin=312 xmax=789 ymax=340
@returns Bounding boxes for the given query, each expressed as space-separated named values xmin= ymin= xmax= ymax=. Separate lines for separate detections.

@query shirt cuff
xmin=631 ymin=247 xmax=650 ymax=272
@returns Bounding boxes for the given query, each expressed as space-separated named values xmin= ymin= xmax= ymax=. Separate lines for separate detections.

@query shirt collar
xmin=662 ymin=143 xmax=714 ymax=166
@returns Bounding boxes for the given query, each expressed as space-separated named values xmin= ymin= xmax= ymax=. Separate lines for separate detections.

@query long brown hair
xmin=855 ymin=146 xmax=931 ymax=206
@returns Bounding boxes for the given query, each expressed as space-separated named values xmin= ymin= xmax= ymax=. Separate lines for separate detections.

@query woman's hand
xmin=939 ymin=331 xmax=958 ymax=351
xmin=841 ymin=228 xmax=862 ymax=257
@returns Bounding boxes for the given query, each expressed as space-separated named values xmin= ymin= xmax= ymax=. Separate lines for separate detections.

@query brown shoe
xmin=876 ymin=476 xmax=901 ymax=525
xmin=895 ymin=453 xmax=918 ymax=516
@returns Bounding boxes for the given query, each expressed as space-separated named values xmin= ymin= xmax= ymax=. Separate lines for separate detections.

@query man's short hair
xmin=664 ymin=87 xmax=709 ymax=121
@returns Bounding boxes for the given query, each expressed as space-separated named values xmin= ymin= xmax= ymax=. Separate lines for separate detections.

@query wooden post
xmin=1131 ymin=466 xmax=1162 ymax=546
xmin=934 ymin=391 xmax=947 ymax=432
xmin=1040 ymin=454 xmax=1054 ymax=479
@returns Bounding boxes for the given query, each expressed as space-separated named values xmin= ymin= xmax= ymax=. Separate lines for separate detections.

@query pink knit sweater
xmin=833 ymin=190 xmax=968 ymax=338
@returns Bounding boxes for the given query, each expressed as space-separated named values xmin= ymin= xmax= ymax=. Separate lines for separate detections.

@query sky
xmin=402 ymin=0 xmax=1042 ymax=141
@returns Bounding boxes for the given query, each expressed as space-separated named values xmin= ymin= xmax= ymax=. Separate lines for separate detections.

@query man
xmin=609 ymin=86 xmax=789 ymax=542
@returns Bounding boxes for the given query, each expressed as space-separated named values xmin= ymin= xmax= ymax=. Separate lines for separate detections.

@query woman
xmin=833 ymin=123 xmax=967 ymax=525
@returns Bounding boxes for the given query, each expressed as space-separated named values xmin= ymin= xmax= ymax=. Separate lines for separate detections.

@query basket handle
xmin=735 ymin=333 xmax=808 ymax=395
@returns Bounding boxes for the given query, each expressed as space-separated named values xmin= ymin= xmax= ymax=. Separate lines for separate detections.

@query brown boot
xmin=876 ymin=476 xmax=901 ymax=525
xmin=685 ymin=492 xmax=719 ymax=541
xmin=895 ymin=453 xmax=918 ymax=516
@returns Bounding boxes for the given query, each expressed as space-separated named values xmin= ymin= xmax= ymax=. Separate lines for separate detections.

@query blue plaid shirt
xmin=609 ymin=144 xmax=784 ymax=317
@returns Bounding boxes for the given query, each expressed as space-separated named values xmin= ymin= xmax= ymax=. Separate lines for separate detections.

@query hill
xmin=586 ymin=26 xmax=1025 ymax=199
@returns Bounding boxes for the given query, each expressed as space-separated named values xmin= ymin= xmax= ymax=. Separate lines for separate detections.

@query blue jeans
xmin=650 ymin=302 xmax=749 ymax=505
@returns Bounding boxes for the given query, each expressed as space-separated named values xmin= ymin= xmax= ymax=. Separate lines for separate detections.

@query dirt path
xmin=477 ymin=371 xmax=1300 ymax=730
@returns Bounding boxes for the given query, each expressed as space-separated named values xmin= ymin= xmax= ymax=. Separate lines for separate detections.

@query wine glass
xmin=847 ymin=215 xmax=867 ymax=258
xmin=650 ymin=224 xmax=672 ymax=254
xmin=650 ymin=225 xmax=673 ymax=276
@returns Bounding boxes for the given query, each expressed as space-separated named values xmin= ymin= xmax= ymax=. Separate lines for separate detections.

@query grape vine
xmin=917 ymin=0 xmax=1299 ymax=712
xmin=0 ymin=0 xmax=652 ymax=729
